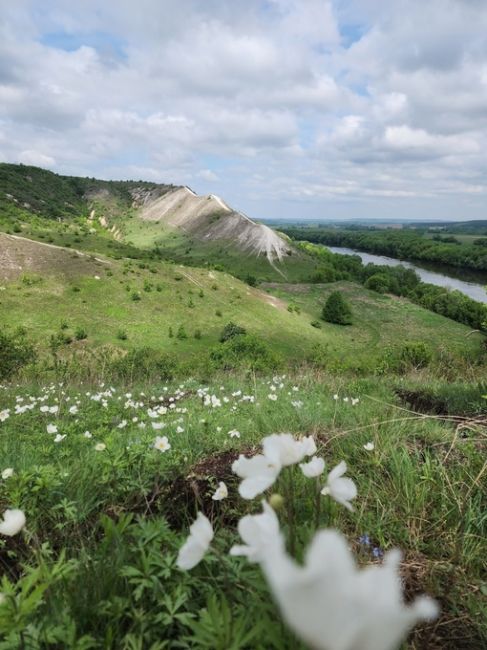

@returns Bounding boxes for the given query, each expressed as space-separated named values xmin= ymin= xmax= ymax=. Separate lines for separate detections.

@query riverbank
xmin=328 ymin=246 xmax=487 ymax=304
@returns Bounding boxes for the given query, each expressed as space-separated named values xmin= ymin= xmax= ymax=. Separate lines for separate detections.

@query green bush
xmin=0 ymin=328 xmax=36 ymax=380
xmin=322 ymin=291 xmax=353 ymax=325
xmin=176 ymin=325 xmax=188 ymax=340
xmin=379 ymin=341 xmax=433 ymax=373
xmin=365 ymin=273 xmax=391 ymax=293
xmin=110 ymin=347 xmax=175 ymax=381
xmin=74 ymin=327 xmax=88 ymax=341
xmin=219 ymin=322 xmax=247 ymax=343
xmin=210 ymin=334 xmax=280 ymax=372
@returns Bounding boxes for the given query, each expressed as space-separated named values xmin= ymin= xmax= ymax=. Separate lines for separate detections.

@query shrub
xmin=322 ymin=291 xmax=353 ymax=325
xmin=74 ymin=327 xmax=88 ymax=341
xmin=0 ymin=328 xmax=36 ymax=380
xmin=310 ymin=320 xmax=322 ymax=329
xmin=131 ymin=292 xmax=141 ymax=301
xmin=176 ymin=325 xmax=188 ymax=340
xmin=110 ymin=347 xmax=175 ymax=381
xmin=219 ymin=322 xmax=247 ymax=343
xmin=365 ymin=273 xmax=390 ymax=294
xmin=210 ymin=334 xmax=280 ymax=372
xmin=215 ymin=309 xmax=222 ymax=317
xmin=245 ymin=274 xmax=257 ymax=287
xmin=379 ymin=341 xmax=433 ymax=373
xmin=116 ymin=329 xmax=128 ymax=341
xmin=194 ymin=329 xmax=202 ymax=340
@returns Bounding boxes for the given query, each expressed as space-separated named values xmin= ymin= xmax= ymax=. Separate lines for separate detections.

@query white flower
xmin=153 ymin=436 xmax=171 ymax=452
xmin=212 ymin=481 xmax=228 ymax=501
xmin=0 ymin=509 xmax=26 ymax=536
xmin=95 ymin=443 xmax=106 ymax=451
xmin=299 ymin=456 xmax=325 ymax=478
xmin=0 ymin=409 xmax=10 ymax=422
xmin=343 ymin=397 xmax=349 ymax=403
xmin=230 ymin=500 xmax=284 ymax=562
xmin=232 ymin=454 xmax=281 ymax=499
xmin=40 ymin=405 xmax=49 ymax=413
xmin=69 ymin=405 xmax=78 ymax=415
xmin=321 ymin=461 xmax=357 ymax=511
xmin=117 ymin=420 xmax=127 ymax=429
xmin=333 ymin=394 xmax=339 ymax=401
xmin=268 ymin=394 xmax=278 ymax=401
xmin=261 ymin=528 xmax=438 ymax=650
xmin=263 ymin=434 xmax=316 ymax=467
xmin=49 ymin=405 xmax=59 ymax=414
xmin=54 ymin=434 xmax=66 ymax=443
xmin=177 ymin=512 xmax=214 ymax=570
xmin=46 ymin=423 xmax=57 ymax=434
xmin=152 ymin=421 xmax=166 ymax=430
xmin=363 ymin=442 xmax=375 ymax=451
xmin=2 ymin=468 xmax=14 ymax=480
xmin=84 ymin=431 xmax=92 ymax=438
xmin=176 ymin=426 xmax=184 ymax=434
xmin=228 ymin=429 xmax=241 ymax=438
xmin=352 ymin=398 xmax=360 ymax=406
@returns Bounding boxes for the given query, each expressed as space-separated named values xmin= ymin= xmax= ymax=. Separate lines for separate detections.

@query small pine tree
xmin=322 ymin=291 xmax=352 ymax=325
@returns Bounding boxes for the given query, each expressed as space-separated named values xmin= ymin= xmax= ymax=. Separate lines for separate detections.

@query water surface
xmin=327 ymin=246 xmax=487 ymax=304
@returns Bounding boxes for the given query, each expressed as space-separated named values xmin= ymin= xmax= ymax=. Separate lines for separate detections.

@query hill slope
xmin=132 ymin=185 xmax=290 ymax=262
xmin=0 ymin=163 xmax=301 ymax=279
xmin=0 ymin=232 xmax=482 ymax=372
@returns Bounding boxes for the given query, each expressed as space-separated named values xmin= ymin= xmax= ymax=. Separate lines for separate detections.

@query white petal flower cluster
xmin=232 ymin=433 xmax=316 ymax=499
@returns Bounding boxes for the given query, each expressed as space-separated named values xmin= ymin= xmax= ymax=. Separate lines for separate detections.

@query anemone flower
xmin=300 ymin=456 xmax=325 ymax=478
xmin=212 ymin=481 xmax=228 ymax=501
xmin=261 ymin=528 xmax=438 ymax=650
xmin=177 ymin=513 xmax=213 ymax=570
xmin=0 ymin=509 xmax=26 ymax=536
xmin=230 ymin=500 xmax=283 ymax=562
xmin=321 ymin=461 xmax=357 ymax=511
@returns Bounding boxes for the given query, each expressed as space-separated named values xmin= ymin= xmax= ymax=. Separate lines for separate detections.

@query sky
xmin=1 ymin=0 xmax=486 ymax=221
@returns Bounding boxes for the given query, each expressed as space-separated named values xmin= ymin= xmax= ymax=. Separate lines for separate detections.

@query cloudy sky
xmin=1 ymin=0 xmax=486 ymax=221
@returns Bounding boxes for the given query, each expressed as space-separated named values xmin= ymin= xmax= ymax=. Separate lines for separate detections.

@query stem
xmin=313 ymin=477 xmax=322 ymax=530
xmin=287 ymin=468 xmax=296 ymax=555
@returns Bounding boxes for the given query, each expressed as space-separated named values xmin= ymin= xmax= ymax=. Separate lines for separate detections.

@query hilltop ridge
xmin=0 ymin=162 xmax=291 ymax=265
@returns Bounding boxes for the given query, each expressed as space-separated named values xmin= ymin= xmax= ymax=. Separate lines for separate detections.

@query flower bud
xmin=269 ymin=493 xmax=284 ymax=511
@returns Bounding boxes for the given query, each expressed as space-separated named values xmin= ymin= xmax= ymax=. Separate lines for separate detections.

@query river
xmin=327 ymin=246 xmax=487 ymax=304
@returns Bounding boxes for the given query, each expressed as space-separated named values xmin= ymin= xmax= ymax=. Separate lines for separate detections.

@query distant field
xmin=263 ymin=281 xmax=485 ymax=367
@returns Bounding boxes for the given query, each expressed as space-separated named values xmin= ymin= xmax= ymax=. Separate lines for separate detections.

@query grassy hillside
xmin=0 ymin=162 xmax=172 ymax=220
xmin=0 ymin=233 xmax=325 ymax=367
xmin=0 ymin=375 xmax=485 ymax=647
xmin=0 ymin=235 xmax=483 ymax=378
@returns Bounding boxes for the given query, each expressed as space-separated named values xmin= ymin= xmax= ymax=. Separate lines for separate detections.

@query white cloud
xmin=17 ymin=150 xmax=56 ymax=167
xmin=0 ymin=0 xmax=486 ymax=219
